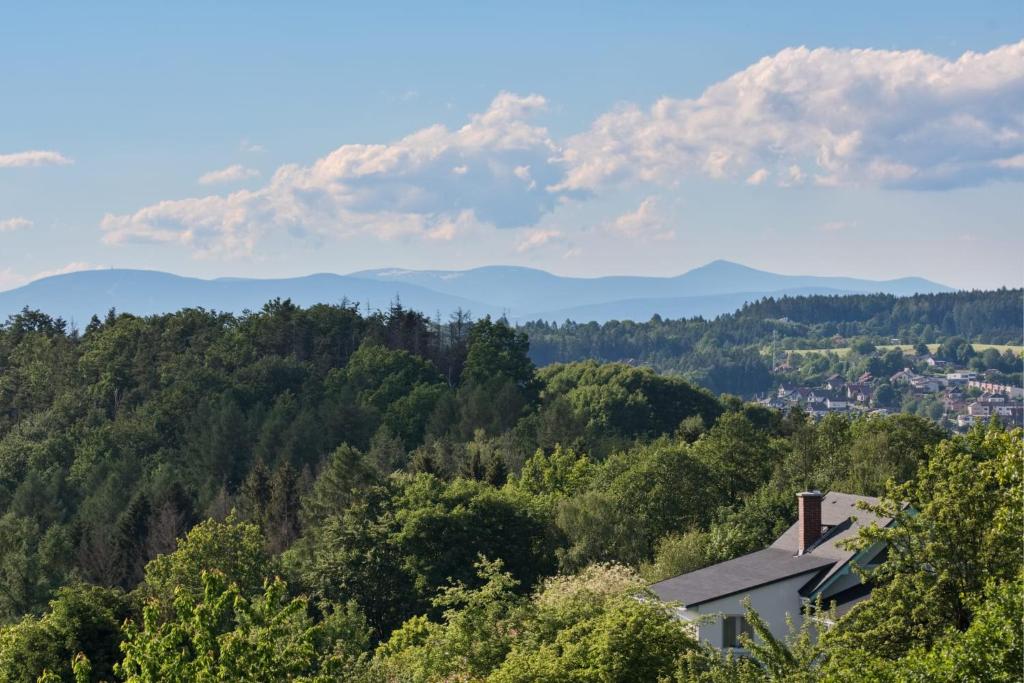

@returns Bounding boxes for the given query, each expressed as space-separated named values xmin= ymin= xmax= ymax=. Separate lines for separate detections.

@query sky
xmin=2 ymin=1 xmax=1022 ymax=291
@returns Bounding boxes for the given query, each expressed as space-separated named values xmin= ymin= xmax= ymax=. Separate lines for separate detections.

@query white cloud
xmin=240 ymin=139 xmax=265 ymax=153
xmin=103 ymin=92 xmax=565 ymax=258
xmin=781 ymin=165 xmax=805 ymax=187
xmin=513 ymin=164 xmax=536 ymax=189
xmin=98 ymin=41 xmax=1024 ymax=259
xmin=555 ymin=41 xmax=1024 ymax=191
xmin=994 ymin=154 xmax=1024 ymax=169
xmin=0 ymin=217 xmax=32 ymax=232
xmin=820 ymin=220 xmax=855 ymax=232
xmin=0 ymin=150 xmax=73 ymax=168
xmin=746 ymin=168 xmax=769 ymax=185
xmin=515 ymin=228 xmax=563 ymax=253
xmin=608 ymin=197 xmax=675 ymax=240
xmin=198 ymin=164 xmax=261 ymax=185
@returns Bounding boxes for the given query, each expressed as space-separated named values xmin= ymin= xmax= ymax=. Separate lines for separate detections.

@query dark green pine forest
xmin=0 ymin=292 xmax=1020 ymax=681
xmin=524 ymin=288 xmax=1023 ymax=395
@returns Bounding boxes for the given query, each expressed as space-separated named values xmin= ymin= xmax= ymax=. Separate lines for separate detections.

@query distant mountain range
xmin=0 ymin=260 xmax=953 ymax=325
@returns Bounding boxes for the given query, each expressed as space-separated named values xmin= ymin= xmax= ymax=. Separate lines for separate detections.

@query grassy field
xmin=782 ymin=343 xmax=1023 ymax=358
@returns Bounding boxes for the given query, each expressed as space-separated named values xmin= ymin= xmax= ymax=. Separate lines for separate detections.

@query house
xmin=890 ymin=368 xmax=916 ymax=386
xmin=651 ymin=491 xmax=891 ymax=651
xmin=824 ymin=374 xmax=845 ymax=392
xmin=957 ymin=414 xmax=978 ymax=429
xmin=942 ymin=389 xmax=966 ymax=413
xmin=777 ymin=384 xmax=798 ymax=400
xmin=805 ymin=390 xmax=826 ymax=404
xmin=968 ymin=381 xmax=1024 ymax=400
xmin=946 ymin=371 xmax=977 ymax=384
xmin=966 ymin=402 xmax=991 ymax=418
xmin=957 ymin=405 xmax=1023 ymax=429
xmin=909 ymin=375 xmax=943 ymax=393
xmin=756 ymin=396 xmax=789 ymax=410
xmin=924 ymin=356 xmax=949 ymax=368
xmin=825 ymin=395 xmax=848 ymax=411
xmin=845 ymin=383 xmax=871 ymax=403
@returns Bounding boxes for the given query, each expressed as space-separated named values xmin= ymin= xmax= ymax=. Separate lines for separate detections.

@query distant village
xmin=757 ymin=345 xmax=1024 ymax=431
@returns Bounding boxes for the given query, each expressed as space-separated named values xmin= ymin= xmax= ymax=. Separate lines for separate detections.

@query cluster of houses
xmin=758 ymin=358 xmax=1023 ymax=430
xmin=761 ymin=371 xmax=886 ymax=418
xmin=955 ymin=385 xmax=1024 ymax=429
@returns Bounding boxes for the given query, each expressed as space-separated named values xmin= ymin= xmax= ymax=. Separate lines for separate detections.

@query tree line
xmin=0 ymin=299 xmax=1019 ymax=680
xmin=523 ymin=288 xmax=1022 ymax=392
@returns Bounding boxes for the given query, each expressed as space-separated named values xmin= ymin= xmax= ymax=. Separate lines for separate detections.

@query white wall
xmin=684 ymin=572 xmax=816 ymax=650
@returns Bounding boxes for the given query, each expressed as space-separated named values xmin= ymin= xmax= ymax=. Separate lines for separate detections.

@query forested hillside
xmin=0 ymin=300 xmax=1020 ymax=681
xmin=523 ymin=288 xmax=1023 ymax=394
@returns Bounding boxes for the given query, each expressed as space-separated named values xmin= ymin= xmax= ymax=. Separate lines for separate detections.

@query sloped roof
xmin=650 ymin=492 xmax=890 ymax=608
xmin=650 ymin=548 xmax=833 ymax=607
xmin=773 ymin=492 xmax=890 ymax=594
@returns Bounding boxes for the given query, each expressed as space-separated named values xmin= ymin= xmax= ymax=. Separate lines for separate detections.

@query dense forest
xmin=0 ymin=298 xmax=1020 ymax=681
xmin=523 ymin=288 xmax=1023 ymax=395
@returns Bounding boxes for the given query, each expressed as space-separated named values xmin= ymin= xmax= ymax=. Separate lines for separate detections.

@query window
xmin=722 ymin=615 xmax=754 ymax=648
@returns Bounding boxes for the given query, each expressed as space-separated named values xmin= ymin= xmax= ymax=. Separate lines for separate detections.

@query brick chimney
xmin=797 ymin=491 xmax=823 ymax=555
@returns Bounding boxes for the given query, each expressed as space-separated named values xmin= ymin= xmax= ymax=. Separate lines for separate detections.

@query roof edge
xmin=680 ymin=563 xmax=835 ymax=608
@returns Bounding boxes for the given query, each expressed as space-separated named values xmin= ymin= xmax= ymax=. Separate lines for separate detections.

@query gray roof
xmin=650 ymin=548 xmax=833 ymax=607
xmin=777 ymin=492 xmax=891 ymax=594
xmin=650 ymin=492 xmax=891 ymax=607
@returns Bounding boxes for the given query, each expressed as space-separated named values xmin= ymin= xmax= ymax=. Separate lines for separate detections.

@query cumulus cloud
xmin=608 ymin=197 xmax=675 ymax=240
xmin=103 ymin=92 xmax=565 ymax=257
xmin=0 ymin=217 xmax=33 ymax=232
xmin=199 ymin=164 xmax=261 ymax=185
xmin=555 ymin=41 xmax=1024 ymax=191
xmin=746 ymin=168 xmax=769 ymax=185
xmin=0 ymin=150 xmax=73 ymax=167
xmin=515 ymin=228 xmax=563 ymax=252
xmin=100 ymin=41 xmax=1024 ymax=259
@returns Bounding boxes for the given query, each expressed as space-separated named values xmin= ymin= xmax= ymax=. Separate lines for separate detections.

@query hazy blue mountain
xmin=0 ymin=261 xmax=952 ymax=325
xmin=352 ymin=260 xmax=952 ymax=315
xmin=0 ymin=269 xmax=499 ymax=326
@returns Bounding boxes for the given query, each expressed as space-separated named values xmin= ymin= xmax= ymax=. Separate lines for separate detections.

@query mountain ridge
xmin=0 ymin=261 xmax=954 ymax=325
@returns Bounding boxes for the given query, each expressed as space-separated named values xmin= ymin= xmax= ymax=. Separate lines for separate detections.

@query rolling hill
xmin=0 ymin=261 xmax=953 ymax=325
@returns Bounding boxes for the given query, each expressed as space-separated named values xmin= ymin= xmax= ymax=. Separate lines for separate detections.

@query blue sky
xmin=2 ymin=1 xmax=1022 ymax=290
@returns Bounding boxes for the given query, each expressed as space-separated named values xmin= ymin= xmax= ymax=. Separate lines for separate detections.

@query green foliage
xmin=371 ymin=558 xmax=526 ymax=682
xmin=822 ymin=424 xmax=1022 ymax=672
xmin=0 ymin=584 xmax=128 ymax=682
xmin=0 ymin=296 xmax=1019 ymax=680
xmin=524 ymin=289 xmax=1024 ymax=394
xmin=290 ymin=474 xmax=556 ymax=640
xmin=300 ymin=444 xmax=381 ymax=527
xmin=690 ymin=411 xmax=780 ymax=500
xmin=539 ymin=361 xmax=722 ymax=450
xmin=512 ymin=445 xmax=595 ymax=500
xmin=118 ymin=571 xmax=368 ymax=682
xmin=141 ymin=516 xmax=269 ymax=605
xmin=373 ymin=562 xmax=696 ymax=682
xmin=640 ymin=530 xmax=709 ymax=583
